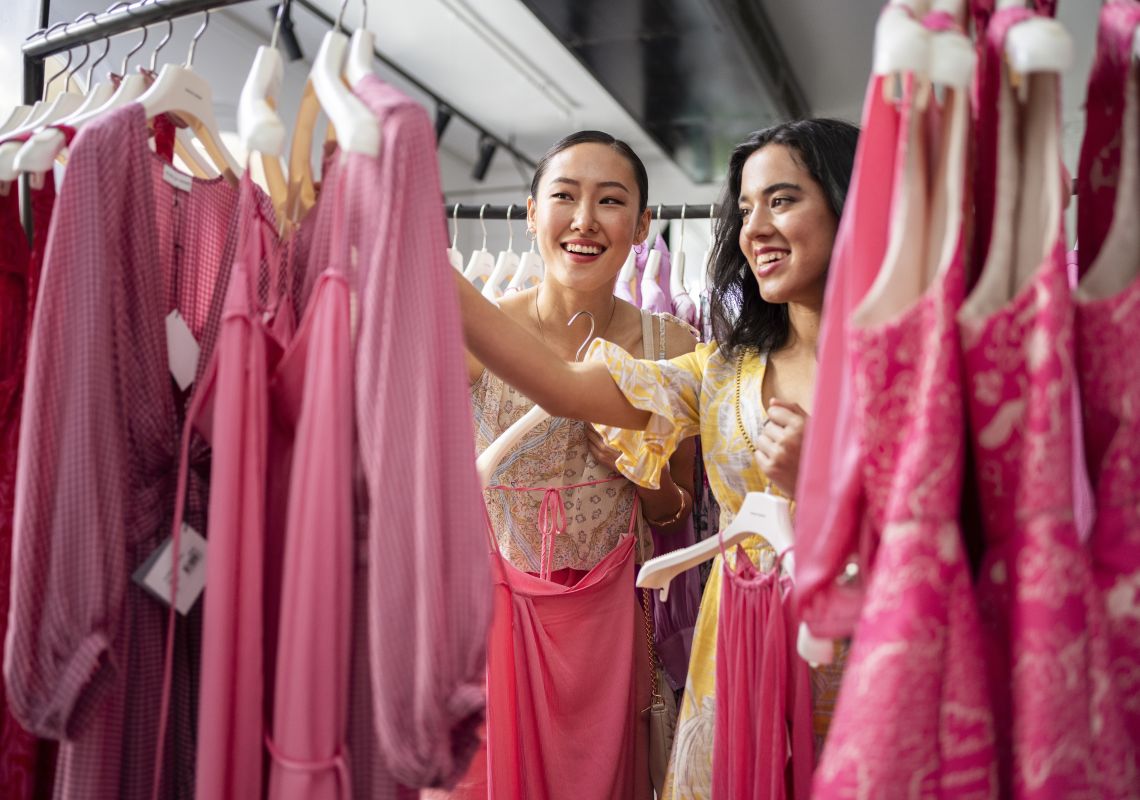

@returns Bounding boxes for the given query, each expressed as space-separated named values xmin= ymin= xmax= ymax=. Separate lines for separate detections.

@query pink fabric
xmin=960 ymin=8 xmax=1138 ymax=796
xmin=483 ymin=497 xmax=649 ymax=800
xmin=793 ymin=71 xmax=901 ymax=636
xmin=188 ymin=174 xmax=284 ymax=800
xmin=346 ymin=76 xmax=491 ymax=795
xmin=267 ymin=163 xmax=355 ymax=800
xmin=6 ymin=103 xmax=242 ymax=799
xmin=0 ymin=162 xmax=58 ymax=800
xmin=712 ymin=547 xmax=812 ymax=800
xmin=640 ymin=269 xmax=672 ymax=314
xmin=1075 ymin=0 xmax=1140 ymax=759
xmin=811 ymin=74 xmax=997 ymax=796
xmin=670 ymin=291 xmax=699 ymax=330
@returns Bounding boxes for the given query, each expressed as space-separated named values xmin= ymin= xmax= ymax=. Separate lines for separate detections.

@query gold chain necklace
xmin=735 ymin=351 xmax=758 ymax=452
xmin=534 ymin=290 xmax=618 ymax=348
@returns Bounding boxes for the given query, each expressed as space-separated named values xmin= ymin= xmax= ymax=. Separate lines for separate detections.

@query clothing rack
xmin=21 ymin=0 xmax=537 ymax=170
xmin=446 ymin=203 xmax=718 ymax=221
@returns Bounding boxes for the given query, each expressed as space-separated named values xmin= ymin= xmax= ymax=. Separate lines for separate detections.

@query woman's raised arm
xmin=454 ymin=270 xmax=650 ymax=430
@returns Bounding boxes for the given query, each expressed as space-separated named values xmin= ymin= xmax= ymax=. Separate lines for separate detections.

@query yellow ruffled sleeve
xmin=585 ymin=339 xmax=709 ymax=489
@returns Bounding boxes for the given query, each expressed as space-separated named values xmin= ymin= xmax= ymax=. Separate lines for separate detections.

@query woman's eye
xmin=739 ymin=207 xmax=752 ymax=219
xmin=552 ymin=192 xmax=572 ymax=200
xmin=771 ymin=196 xmax=793 ymax=208
xmin=600 ymin=197 xmax=625 ymax=205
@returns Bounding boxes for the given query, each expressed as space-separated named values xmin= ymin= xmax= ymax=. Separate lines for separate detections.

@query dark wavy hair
xmin=709 ymin=118 xmax=859 ymax=357
xmin=530 ymin=130 xmax=650 ymax=215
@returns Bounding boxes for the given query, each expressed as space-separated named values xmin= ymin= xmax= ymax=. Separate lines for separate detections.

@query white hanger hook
xmin=360 ymin=0 xmax=368 ymax=32
xmin=679 ymin=203 xmax=687 ymax=251
xmin=335 ymin=0 xmax=350 ymax=32
xmin=567 ymin=310 xmax=597 ymax=361
xmin=67 ymin=34 xmax=92 ymax=93
xmin=505 ymin=204 xmax=516 ymax=251
xmin=117 ymin=13 xmax=147 ymax=75
xmin=451 ymin=203 xmax=460 ymax=249
xmin=479 ymin=204 xmax=489 ymax=251
xmin=187 ymin=10 xmax=210 ymax=67
xmin=87 ymin=26 xmax=112 ymax=87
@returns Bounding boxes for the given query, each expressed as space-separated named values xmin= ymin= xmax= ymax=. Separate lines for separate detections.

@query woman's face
xmin=737 ymin=143 xmax=837 ymax=307
xmin=528 ymin=143 xmax=650 ymax=293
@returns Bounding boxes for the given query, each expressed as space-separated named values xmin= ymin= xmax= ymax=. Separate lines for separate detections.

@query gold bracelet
xmin=643 ymin=482 xmax=689 ymax=528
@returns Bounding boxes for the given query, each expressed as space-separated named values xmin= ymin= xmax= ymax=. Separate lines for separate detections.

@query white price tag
xmin=165 ymin=309 xmax=200 ymax=391
xmin=133 ymin=523 xmax=208 ymax=616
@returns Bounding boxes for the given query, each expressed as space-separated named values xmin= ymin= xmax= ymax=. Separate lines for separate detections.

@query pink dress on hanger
xmin=959 ymin=7 xmax=1137 ymax=796
xmin=344 ymin=76 xmax=491 ymax=798
xmin=0 ymin=164 xmax=57 ymax=800
xmin=266 ymin=160 xmax=355 ymax=800
xmin=189 ymin=174 xmax=285 ymax=800
xmin=1075 ymin=0 xmax=1140 ymax=759
xmin=809 ymin=56 xmax=997 ymax=796
xmin=712 ymin=545 xmax=812 ymax=800
xmin=6 ymin=103 xmax=241 ymax=800
xmin=793 ymin=62 xmax=901 ymax=638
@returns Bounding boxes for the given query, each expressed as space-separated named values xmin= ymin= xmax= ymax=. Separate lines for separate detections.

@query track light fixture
xmin=434 ymin=104 xmax=453 ymax=146
xmin=471 ymin=135 xmax=497 ymax=182
xmin=270 ymin=3 xmax=304 ymax=61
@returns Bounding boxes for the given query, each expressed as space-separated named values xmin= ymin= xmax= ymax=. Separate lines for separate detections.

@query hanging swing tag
xmin=132 ymin=523 xmax=208 ymax=616
xmin=165 ymin=309 xmax=200 ymax=391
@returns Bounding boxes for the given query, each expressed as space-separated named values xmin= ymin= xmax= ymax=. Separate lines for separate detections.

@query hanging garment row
xmin=451 ymin=203 xmax=715 ymax=330
xmin=1 ymin=2 xmax=491 ymax=800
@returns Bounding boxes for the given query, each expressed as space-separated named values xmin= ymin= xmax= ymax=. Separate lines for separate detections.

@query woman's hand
xmin=584 ymin=424 xmax=622 ymax=473
xmin=754 ymin=399 xmax=809 ymax=497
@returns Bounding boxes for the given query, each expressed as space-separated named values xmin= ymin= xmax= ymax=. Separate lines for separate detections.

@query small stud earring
xmin=527 ymin=228 xmax=537 ymax=241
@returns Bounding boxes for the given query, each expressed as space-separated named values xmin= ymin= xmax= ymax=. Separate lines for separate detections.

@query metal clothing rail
xmin=21 ymin=0 xmax=538 ymax=169
xmin=446 ymin=203 xmax=719 ymax=221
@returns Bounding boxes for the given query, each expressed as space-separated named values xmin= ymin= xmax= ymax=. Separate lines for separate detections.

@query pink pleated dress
xmin=712 ymin=544 xmax=812 ymax=800
xmin=960 ymin=6 xmax=1137 ymax=796
xmin=1074 ymin=0 xmax=1140 ymax=761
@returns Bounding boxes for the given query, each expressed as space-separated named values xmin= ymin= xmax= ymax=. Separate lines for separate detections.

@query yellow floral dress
xmin=586 ymin=339 xmax=846 ymax=800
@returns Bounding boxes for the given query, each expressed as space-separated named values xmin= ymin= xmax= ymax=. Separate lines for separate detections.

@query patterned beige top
xmin=472 ymin=310 xmax=690 ymax=573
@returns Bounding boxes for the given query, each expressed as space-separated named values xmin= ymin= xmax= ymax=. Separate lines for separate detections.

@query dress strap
xmin=265 ymin=734 xmax=353 ymax=800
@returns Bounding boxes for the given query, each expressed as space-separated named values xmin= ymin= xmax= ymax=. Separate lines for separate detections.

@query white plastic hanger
xmin=670 ymin=204 xmax=687 ymax=300
xmin=636 ymin=491 xmax=794 ymax=603
xmin=16 ymin=12 xmax=139 ymax=179
xmin=997 ymin=0 xmax=1072 ymax=92
xmin=447 ymin=203 xmax=465 ymax=271
xmin=237 ymin=0 xmax=289 ymax=221
xmin=505 ymin=221 xmax=544 ymax=291
xmin=483 ymin=204 xmax=521 ymax=300
xmin=343 ymin=0 xmax=374 ymax=88
xmin=0 ymin=107 xmax=33 ymax=138
xmin=689 ymin=202 xmax=715 ymax=299
xmin=874 ymin=0 xmax=931 ymax=82
xmin=641 ymin=205 xmax=663 ymax=293
xmin=463 ymin=205 xmax=497 ymax=289
xmin=308 ymin=0 xmax=380 ymax=155
xmin=927 ymin=0 xmax=974 ymax=89
xmin=0 ymin=27 xmax=87 ymax=182
xmin=476 ymin=310 xmax=597 ymax=486
xmin=135 ymin=10 xmax=242 ymax=182
xmin=616 ymin=245 xmax=638 ymax=299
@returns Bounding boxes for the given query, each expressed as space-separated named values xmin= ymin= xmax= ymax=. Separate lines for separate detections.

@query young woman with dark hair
xmin=455 ymin=118 xmax=859 ymax=795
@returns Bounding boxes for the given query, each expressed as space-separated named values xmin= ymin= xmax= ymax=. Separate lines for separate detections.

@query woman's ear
xmin=633 ymin=207 xmax=652 ymax=244
xmin=526 ymin=195 xmax=538 ymax=236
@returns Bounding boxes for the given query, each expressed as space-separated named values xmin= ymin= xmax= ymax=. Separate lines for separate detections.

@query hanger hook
xmin=150 ymin=13 xmax=174 ymax=73
xmin=451 ymin=203 xmax=460 ymax=249
xmin=678 ymin=203 xmax=687 ymax=251
xmin=567 ymin=310 xmax=597 ymax=362
xmin=65 ymin=21 xmax=93 ymax=93
xmin=270 ymin=0 xmax=290 ymax=50
xmin=505 ymin=204 xmax=516 ymax=251
xmin=479 ymin=204 xmax=489 ymax=251
xmin=42 ymin=22 xmax=74 ymax=94
xmin=360 ymin=0 xmax=368 ymax=32
xmin=187 ymin=10 xmax=210 ymax=67
xmin=120 ymin=14 xmax=148 ymax=75
xmin=84 ymin=16 xmax=113 ymax=87
xmin=335 ymin=0 xmax=350 ymax=32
